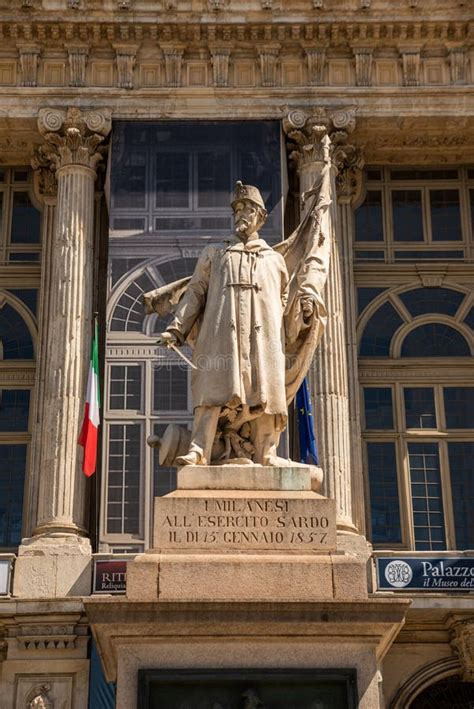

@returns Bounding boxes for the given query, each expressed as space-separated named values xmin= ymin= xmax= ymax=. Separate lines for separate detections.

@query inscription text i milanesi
xmin=154 ymin=496 xmax=337 ymax=551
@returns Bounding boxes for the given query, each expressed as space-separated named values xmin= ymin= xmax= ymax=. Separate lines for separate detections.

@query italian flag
xmin=78 ymin=320 xmax=100 ymax=477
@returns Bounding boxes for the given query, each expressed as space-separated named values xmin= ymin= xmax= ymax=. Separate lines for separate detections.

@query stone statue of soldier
xmin=145 ymin=160 xmax=333 ymax=468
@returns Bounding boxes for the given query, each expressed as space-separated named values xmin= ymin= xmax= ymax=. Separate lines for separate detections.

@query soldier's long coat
xmin=144 ymin=161 xmax=333 ymax=429
xmin=167 ymin=238 xmax=289 ymax=417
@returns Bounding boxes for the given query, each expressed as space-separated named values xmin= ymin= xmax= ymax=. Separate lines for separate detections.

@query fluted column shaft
xmin=24 ymin=191 xmax=56 ymax=536
xmin=338 ymin=201 xmax=365 ymax=535
xmin=31 ymin=107 xmax=111 ymax=537
xmin=298 ymin=161 xmax=354 ymax=531
xmin=34 ymin=164 xmax=96 ymax=535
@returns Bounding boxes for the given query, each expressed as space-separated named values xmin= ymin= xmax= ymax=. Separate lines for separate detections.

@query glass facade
xmin=102 ymin=121 xmax=283 ymax=550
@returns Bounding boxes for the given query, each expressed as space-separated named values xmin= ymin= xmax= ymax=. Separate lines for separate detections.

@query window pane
xmin=390 ymin=169 xmax=458 ymax=180
xmin=430 ymin=189 xmax=462 ymax=241
xmin=111 ymin=151 xmax=146 ymax=210
xmin=156 ymin=152 xmax=190 ymax=208
xmin=392 ymin=190 xmax=423 ymax=242
xmin=0 ymin=444 xmax=26 ymax=546
xmin=10 ymin=191 xmax=41 ymax=244
xmin=109 ymin=366 xmax=142 ymax=411
xmin=444 ymin=387 xmax=474 ymax=428
xmin=355 ymin=190 xmax=383 ymax=242
xmin=394 ymin=250 xmax=464 ymax=261
xmin=448 ymin=442 xmax=474 ymax=549
xmin=8 ymin=289 xmax=38 ymax=316
xmin=408 ymin=443 xmax=446 ymax=551
xmin=357 ymin=287 xmax=387 ymax=316
xmin=0 ymin=304 xmax=34 ymax=359
xmin=464 ymin=306 xmax=474 ymax=330
xmin=360 ymin=302 xmax=404 ymax=357
xmin=154 ymin=365 xmax=188 ymax=411
xmin=197 ymin=150 xmax=231 ymax=208
xmin=110 ymin=272 xmax=155 ymax=332
xmin=363 ymin=388 xmax=393 ymax=429
xmin=0 ymin=390 xmax=30 ymax=431
xmin=106 ymin=424 xmax=141 ymax=535
xmin=404 ymin=388 xmax=436 ymax=429
xmin=401 ymin=324 xmax=470 ymax=357
xmin=367 ymin=442 xmax=402 ymax=544
xmin=398 ymin=287 xmax=464 ymax=317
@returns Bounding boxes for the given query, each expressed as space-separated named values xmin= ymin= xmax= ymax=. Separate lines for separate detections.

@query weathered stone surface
xmin=153 ymin=490 xmax=337 ymax=552
xmin=177 ymin=464 xmax=323 ymax=491
xmin=13 ymin=535 xmax=92 ymax=598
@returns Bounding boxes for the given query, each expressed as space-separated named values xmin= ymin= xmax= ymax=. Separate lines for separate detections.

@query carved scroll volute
xmin=283 ymin=106 xmax=364 ymax=204
xmin=35 ymin=107 xmax=112 ymax=174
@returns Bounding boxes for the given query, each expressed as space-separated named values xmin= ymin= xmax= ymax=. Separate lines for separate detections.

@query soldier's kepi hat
xmin=231 ymin=181 xmax=268 ymax=215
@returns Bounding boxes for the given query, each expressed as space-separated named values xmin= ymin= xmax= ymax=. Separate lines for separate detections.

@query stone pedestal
xmin=86 ymin=464 xmax=408 ymax=709
xmin=126 ymin=465 xmax=369 ymax=604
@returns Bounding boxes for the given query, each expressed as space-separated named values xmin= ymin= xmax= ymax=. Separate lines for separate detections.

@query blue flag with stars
xmin=296 ymin=377 xmax=319 ymax=465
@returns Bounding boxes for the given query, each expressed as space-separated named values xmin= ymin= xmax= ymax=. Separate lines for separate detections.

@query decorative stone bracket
xmin=450 ymin=619 xmax=474 ymax=681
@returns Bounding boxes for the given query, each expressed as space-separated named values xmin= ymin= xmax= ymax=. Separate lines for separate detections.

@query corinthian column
xmin=33 ymin=107 xmax=111 ymax=536
xmin=284 ymin=107 xmax=362 ymax=533
xmin=14 ymin=107 xmax=111 ymax=598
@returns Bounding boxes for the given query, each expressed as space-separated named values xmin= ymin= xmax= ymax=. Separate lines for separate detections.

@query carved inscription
xmin=154 ymin=496 xmax=336 ymax=551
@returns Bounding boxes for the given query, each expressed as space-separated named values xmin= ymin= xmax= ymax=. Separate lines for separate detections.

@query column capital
xmin=283 ymin=106 xmax=364 ymax=203
xmin=35 ymin=107 xmax=112 ymax=173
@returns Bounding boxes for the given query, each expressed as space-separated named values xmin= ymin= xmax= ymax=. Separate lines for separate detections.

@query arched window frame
xmin=101 ymin=254 xmax=196 ymax=552
xmin=0 ymin=286 xmax=39 ymax=550
xmin=357 ymin=282 xmax=474 ymax=552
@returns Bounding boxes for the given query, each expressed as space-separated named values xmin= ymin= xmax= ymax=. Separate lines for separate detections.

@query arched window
xmin=410 ymin=677 xmax=474 ymax=708
xmin=359 ymin=284 xmax=474 ymax=552
xmin=0 ymin=169 xmax=39 ymax=549
xmin=0 ymin=302 xmax=34 ymax=359
xmin=401 ymin=323 xmax=471 ymax=357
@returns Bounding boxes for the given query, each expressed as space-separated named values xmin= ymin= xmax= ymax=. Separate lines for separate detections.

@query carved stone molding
xmin=210 ymin=46 xmax=231 ymax=87
xmin=34 ymin=107 xmax=112 ymax=173
xmin=18 ymin=44 xmax=40 ymax=87
xmin=449 ymin=47 xmax=468 ymax=85
xmin=67 ymin=44 xmax=89 ymax=87
xmin=400 ymin=47 xmax=421 ymax=86
xmin=161 ymin=44 xmax=184 ymax=87
xmin=114 ymin=43 xmax=139 ymax=89
xmin=258 ymin=45 xmax=280 ymax=87
xmin=304 ymin=47 xmax=327 ymax=86
xmin=353 ymin=47 xmax=373 ymax=86
xmin=27 ymin=684 xmax=53 ymax=709
xmin=450 ymin=620 xmax=474 ymax=681
xmin=283 ymin=106 xmax=364 ymax=202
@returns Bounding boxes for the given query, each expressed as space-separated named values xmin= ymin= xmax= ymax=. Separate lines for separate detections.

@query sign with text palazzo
xmin=376 ymin=557 xmax=474 ymax=591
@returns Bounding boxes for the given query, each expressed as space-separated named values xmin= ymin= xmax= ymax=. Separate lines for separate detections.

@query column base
xmin=13 ymin=533 xmax=92 ymax=598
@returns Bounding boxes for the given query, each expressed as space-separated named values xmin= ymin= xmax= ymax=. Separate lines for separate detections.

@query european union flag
xmin=296 ymin=377 xmax=319 ymax=465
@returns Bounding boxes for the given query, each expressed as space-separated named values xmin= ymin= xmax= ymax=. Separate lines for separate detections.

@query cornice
xmin=0 ymin=19 xmax=472 ymax=44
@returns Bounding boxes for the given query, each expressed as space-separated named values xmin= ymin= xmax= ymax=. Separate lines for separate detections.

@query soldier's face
xmin=233 ymin=200 xmax=261 ymax=240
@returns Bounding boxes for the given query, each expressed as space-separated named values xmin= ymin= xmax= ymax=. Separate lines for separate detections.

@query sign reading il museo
xmin=377 ymin=556 xmax=474 ymax=591
xmin=93 ymin=559 xmax=127 ymax=594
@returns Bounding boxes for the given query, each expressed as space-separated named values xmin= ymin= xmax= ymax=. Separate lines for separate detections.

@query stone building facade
xmin=0 ymin=0 xmax=473 ymax=707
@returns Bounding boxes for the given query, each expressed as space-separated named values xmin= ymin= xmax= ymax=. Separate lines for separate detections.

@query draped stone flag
xmin=78 ymin=319 xmax=100 ymax=476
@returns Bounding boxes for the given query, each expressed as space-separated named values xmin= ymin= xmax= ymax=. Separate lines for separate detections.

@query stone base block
xmin=177 ymin=464 xmax=323 ymax=491
xmin=127 ymin=549 xmax=369 ymax=601
xmin=154 ymin=489 xmax=336 ymax=551
xmin=13 ymin=534 xmax=92 ymax=598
